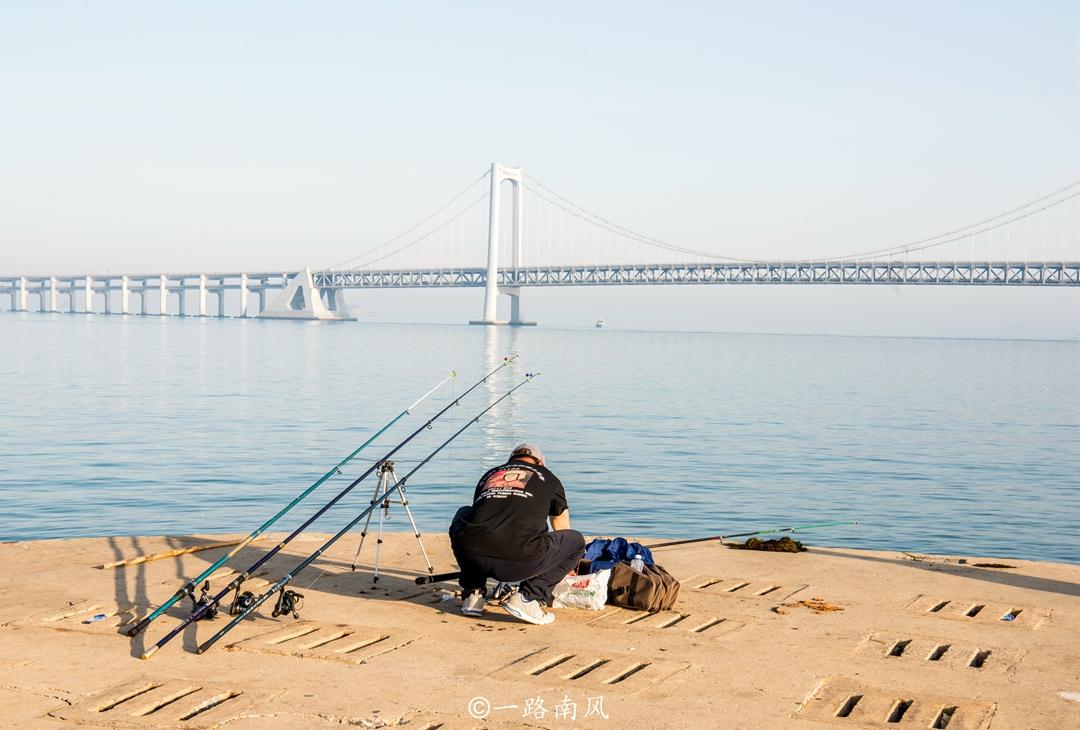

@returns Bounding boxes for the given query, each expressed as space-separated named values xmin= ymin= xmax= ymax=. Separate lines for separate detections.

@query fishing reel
xmin=272 ymin=588 xmax=304 ymax=619
xmin=187 ymin=581 xmax=219 ymax=621
xmin=228 ymin=583 xmax=257 ymax=616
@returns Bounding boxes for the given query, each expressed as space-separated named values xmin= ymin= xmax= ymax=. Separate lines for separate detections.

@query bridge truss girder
xmin=314 ymin=261 xmax=1080 ymax=289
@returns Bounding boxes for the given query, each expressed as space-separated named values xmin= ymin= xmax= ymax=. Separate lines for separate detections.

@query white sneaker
xmin=461 ymin=590 xmax=485 ymax=617
xmin=502 ymin=589 xmax=555 ymax=625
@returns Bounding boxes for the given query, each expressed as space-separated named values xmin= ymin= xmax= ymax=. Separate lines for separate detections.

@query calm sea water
xmin=1 ymin=313 xmax=1078 ymax=564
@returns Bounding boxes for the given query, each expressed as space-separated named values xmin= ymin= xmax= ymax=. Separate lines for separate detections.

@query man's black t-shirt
xmin=452 ymin=460 xmax=568 ymax=561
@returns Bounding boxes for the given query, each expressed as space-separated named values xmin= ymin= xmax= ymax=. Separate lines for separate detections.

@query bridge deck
xmin=5 ymin=262 xmax=1079 ymax=301
xmin=315 ymin=261 xmax=1080 ymax=288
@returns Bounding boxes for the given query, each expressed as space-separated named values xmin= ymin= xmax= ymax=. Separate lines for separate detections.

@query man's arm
xmin=550 ymin=509 xmax=571 ymax=531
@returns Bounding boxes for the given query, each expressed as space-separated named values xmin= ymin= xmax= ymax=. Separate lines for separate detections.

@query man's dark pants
xmin=449 ymin=506 xmax=586 ymax=605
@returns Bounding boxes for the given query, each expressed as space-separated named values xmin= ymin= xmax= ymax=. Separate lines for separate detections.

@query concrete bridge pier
xmin=198 ymin=275 xmax=208 ymax=317
xmin=259 ymin=268 xmax=352 ymax=320
xmin=120 ymin=277 xmax=130 ymax=314
xmin=17 ymin=277 xmax=28 ymax=312
xmin=239 ymin=274 xmax=249 ymax=317
xmin=321 ymin=287 xmax=346 ymax=313
xmin=158 ymin=277 xmax=168 ymax=316
xmin=243 ymin=281 xmax=262 ymax=315
xmin=509 ymin=291 xmax=522 ymax=324
xmin=501 ymin=287 xmax=534 ymax=326
xmin=83 ymin=276 xmax=93 ymax=314
xmin=30 ymin=282 xmax=44 ymax=312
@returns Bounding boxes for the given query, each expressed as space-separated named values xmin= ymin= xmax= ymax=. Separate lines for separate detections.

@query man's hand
xmin=551 ymin=509 xmax=571 ymax=531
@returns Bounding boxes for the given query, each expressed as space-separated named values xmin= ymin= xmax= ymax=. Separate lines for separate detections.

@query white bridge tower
xmin=470 ymin=162 xmax=535 ymax=326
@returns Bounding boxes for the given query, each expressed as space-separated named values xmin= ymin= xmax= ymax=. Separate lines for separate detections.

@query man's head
xmin=509 ymin=442 xmax=545 ymax=467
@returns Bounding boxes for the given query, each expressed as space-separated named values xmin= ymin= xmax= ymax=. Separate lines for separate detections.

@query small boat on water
xmin=595 ymin=319 xmax=606 ymax=328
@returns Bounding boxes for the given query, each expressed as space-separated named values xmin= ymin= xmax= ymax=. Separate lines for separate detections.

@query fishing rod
xmin=414 ymin=520 xmax=859 ymax=584
xmin=126 ymin=371 xmax=457 ymax=639
xmin=645 ymin=520 xmax=858 ymax=549
xmin=197 ymin=372 xmax=540 ymax=655
xmin=139 ymin=356 xmax=518 ymax=659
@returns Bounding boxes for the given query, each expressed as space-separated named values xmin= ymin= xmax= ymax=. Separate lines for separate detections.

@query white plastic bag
xmin=551 ymin=569 xmax=611 ymax=610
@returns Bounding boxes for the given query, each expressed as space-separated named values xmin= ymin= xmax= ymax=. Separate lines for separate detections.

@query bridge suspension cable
xmin=327 ymin=168 xmax=491 ymax=270
xmin=348 ymin=189 xmax=490 ymax=269
xmin=522 ymin=174 xmax=752 ymax=263
xmin=523 ymin=172 xmax=1080 ymax=265
xmin=815 ymin=177 xmax=1080 ymax=262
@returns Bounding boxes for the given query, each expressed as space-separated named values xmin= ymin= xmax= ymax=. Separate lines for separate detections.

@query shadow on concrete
xmin=102 ymin=533 xmax=479 ymax=655
xmin=106 ymin=535 xmax=155 ymax=658
xmin=809 ymin=547 xmax=1080 ymax=598
xmin=102 ymin=535 xmax=275 ymax=657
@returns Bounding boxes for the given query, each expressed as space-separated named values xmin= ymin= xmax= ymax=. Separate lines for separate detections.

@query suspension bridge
xmin=4 ymin=162 xmax=1079 ymax=324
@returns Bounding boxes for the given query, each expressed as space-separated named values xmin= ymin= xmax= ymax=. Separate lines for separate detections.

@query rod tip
xmin=139 ymin=647 xmax=157 ymax=661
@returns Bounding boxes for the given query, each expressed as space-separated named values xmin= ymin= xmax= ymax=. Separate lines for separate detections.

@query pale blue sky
xmin=2 ymin=2 xmax=1079 ymax=336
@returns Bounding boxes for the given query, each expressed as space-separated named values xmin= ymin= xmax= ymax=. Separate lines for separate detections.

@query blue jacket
xmin=584 ymin=537 xmax=654 ymax=571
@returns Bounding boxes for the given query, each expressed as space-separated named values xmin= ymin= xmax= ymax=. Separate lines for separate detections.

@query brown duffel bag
xmin=607 ymin=562 xmax=680 ymax=612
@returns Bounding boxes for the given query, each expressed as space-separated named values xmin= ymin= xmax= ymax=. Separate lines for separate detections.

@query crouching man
xmin=449 ymin=443 xmax=585 ymax=625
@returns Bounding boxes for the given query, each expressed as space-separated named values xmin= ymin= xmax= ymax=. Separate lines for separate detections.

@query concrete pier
xmin=0 ymin=271 xmax=293 ymax=319
xmin=259 ymin=267 xmax=353 ymax=320
xmin=0 ymin=533 xmax=1077 ymax=729
xmin=158 ymin=276 xmax=168 ymax=315
xmin=239 ymin=274 xmax=249 ymax=317
xmin=198 ymin=274 xmax=207 ymax=317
